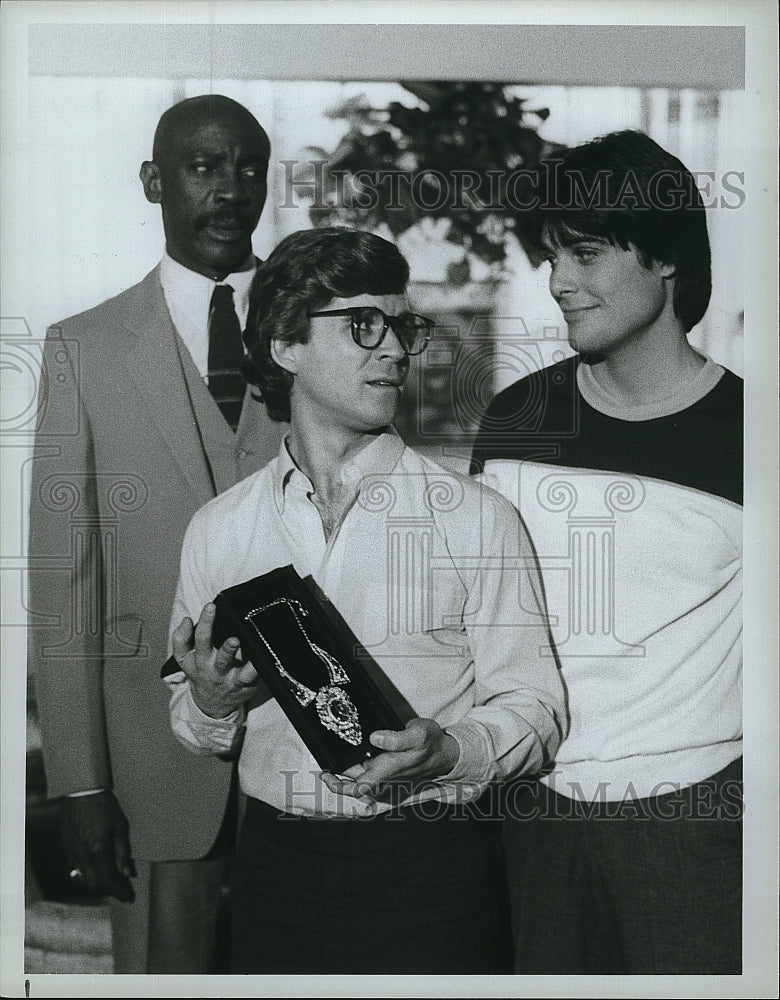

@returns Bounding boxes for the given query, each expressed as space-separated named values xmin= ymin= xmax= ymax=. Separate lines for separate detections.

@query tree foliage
xmin=307 ymin=81 xmax=562 ymax=284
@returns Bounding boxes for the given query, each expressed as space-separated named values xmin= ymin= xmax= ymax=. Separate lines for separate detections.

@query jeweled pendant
xmin=315 ymin=685 xmax=363 ymax=745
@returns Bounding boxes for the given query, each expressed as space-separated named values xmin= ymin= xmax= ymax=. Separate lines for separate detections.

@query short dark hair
xmin=530 ymin=130 xmax=711 ymax=332
xmin=242 ymin=228 xmax=410 ymax=422
xmin=152 ymin=94 xmax=268 ymax=166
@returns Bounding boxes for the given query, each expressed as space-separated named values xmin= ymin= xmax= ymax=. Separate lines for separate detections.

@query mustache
xmin=199 ymin=211 xmax=251 ymax=229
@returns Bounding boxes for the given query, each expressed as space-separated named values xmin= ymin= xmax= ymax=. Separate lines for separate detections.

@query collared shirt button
xmin=341 ymin=463 xmax=361 ymax=485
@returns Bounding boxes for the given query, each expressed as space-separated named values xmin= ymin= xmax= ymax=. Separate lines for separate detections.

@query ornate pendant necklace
xmin=245 ymin=597 xmax=363 ymax=746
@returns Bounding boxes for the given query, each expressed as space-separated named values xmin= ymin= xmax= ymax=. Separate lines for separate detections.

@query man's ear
xmin=139 ymin=161 xmax=162 ymax=204
xmin=270 ymin=338 xmax=302 ymax=375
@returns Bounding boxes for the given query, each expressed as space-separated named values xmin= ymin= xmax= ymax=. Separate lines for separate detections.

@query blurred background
xmin=23 ymin=73 xmax=745 ymax=470
xmin=4 ymin=19 xmax=749 ymax=974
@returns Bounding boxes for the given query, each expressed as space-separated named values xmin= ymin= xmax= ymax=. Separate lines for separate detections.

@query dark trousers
xmin=503 ymin=757 xmax=743 ymax=974
xmin=110 ymin=772 xmax=237 ymax=973
xmin=109 ymin=856 xmax=228 ymax=973
xmin=231 ymin=796 xmax=512 ymax=975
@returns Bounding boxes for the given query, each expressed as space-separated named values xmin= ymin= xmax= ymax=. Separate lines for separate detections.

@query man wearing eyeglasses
xmin=163 ymin=227 xmax=566 ymax=974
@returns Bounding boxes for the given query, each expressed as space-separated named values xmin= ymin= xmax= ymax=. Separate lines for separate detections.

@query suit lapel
xmin=124 ymin=262 xmax=284 ymax=500
xmin=237 ymin=386 xmax=288 ymax=470
xmin=124 ymin=269 xmax=216 ymax=501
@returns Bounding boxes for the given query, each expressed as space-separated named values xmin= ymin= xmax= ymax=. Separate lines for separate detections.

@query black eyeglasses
xmin=307 ymin=307 xmax=433 ymax=356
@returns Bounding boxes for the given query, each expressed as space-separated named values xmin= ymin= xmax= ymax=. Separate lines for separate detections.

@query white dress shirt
xmin=159 ymin=250 xmax=256 ymax=380
xmin=166 ymin=432 xmax=566 ymax=818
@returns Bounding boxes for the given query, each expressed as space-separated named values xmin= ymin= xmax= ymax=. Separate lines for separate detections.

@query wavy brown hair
xmin=242 ymin=228 xmax=410 ymax=422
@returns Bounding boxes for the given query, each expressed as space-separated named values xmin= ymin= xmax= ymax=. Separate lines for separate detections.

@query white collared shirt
xmin=159 ymin=250 xmax=256 ymax=380
xmin=166 ymin=433 xmax=566 ymax=818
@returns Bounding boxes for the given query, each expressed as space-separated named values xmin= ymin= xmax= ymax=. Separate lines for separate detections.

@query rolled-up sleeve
xmin=164 ymin=505 xmax=245 ymax=757
xmin=166 ymin=673 xmax=246 ymax=756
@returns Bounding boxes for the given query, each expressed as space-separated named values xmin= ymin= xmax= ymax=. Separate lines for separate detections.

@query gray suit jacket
xmin=28 ymin=266 xmax=285 ymax=860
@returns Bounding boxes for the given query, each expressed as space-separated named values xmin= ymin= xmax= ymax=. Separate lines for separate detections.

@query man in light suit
xmin=27 ymin=94 xmax=284 ymax=973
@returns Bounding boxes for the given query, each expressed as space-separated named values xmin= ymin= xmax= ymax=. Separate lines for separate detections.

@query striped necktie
xmin=207 ymin=283 xmax=245 ymax=432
